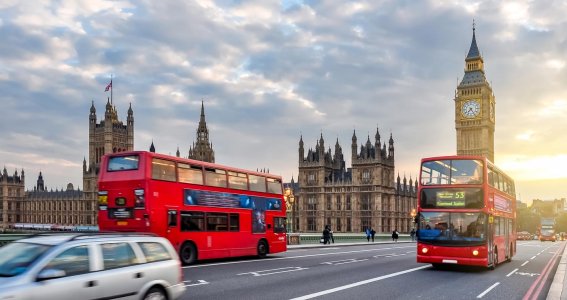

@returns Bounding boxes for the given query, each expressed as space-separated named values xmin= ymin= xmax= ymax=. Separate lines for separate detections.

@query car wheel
xmin=180 ymin=242 xmax=197 ymax=265
xmin=257 ymin=240 xmax=268 ymax=258
xmin=143 ymin=287 xmax=166 ymax=300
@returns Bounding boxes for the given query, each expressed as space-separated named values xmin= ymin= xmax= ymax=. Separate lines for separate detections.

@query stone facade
xmin=454 ymin=26 xmax=496 ymax=162
xmin=290 ymin=129 xmax=417 ymax=234
xmin=0 ymin=168 xmax=25 ymax=228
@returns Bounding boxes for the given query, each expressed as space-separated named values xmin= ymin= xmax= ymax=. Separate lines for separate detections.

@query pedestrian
xmin=410 ymin=228 xmax=416 ymax=241
xmin=322 ymin=225 xmax=331 ymax=245
xmin=329 ymin=226 xmax=335 ymax=244
xmin=392 ymin=229 xmax=399 ymax=242
xmin=365 ymin=227 xmax=371 ymax=242
xmin=370 ymin=228 xmax=376 ymax=242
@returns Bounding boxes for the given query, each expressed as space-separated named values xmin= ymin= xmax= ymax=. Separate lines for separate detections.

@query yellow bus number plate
xmin=117 ymin=221 xmax=128 ymax=226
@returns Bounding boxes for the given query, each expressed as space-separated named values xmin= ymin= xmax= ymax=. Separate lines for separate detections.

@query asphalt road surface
xmin=180 ymin=240 xmax=565 ymax=300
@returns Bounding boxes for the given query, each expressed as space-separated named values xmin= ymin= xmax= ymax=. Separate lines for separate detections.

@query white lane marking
xmin=184 ymin=280 xmax=209 ymax=287
xmin=516 ymin=272 xmax=540 ymax=277
xmin=289 ymin=265 xmax=430 ymax=300
xmin=184 ymin=246 xmax=414 ymax=268
xmin=521 ymin=261 xmax=529 ymax=266
xmin=530 ymin=256 xmax=536 ymax=260
xmin=237 ymin=266 xmax=308 ymax=277
xmin=373 ymin=253 xmax=407 ymax=258
xmin=506 ymin=268 xmax=518 ymax=277
xmin=477 ymin=282 xmax=500 ymax=298
xmin=321 ymin=258 xmax=369 ymax=265
xmin=320 ymin=247 xmax=341 ymax=250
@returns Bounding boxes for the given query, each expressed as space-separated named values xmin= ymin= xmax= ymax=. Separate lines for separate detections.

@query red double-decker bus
xmin=97 ymin=151 xmax=287 ymax=265
xmin=416 ymin=155 xmax=516 ymax=269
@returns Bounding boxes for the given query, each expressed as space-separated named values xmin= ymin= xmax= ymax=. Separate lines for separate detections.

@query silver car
xmin=0 ymin=233 xmax=186 ymax=300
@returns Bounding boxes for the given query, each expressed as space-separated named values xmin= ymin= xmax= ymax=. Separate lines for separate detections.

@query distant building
xmin=187 ymin=101 xmax=215 ymax=163
xmin=530 ymin=198 xmax=566 ymax=217
xmin=289 ymin=129 xmax=417 ymax=233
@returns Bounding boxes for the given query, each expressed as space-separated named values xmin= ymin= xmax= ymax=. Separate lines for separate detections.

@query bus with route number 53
xmin=416 ymin=155 xmax=516 ymax=269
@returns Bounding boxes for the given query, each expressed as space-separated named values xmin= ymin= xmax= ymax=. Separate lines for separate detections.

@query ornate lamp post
xmin=284 ymin=188 xmax=295 ymax=233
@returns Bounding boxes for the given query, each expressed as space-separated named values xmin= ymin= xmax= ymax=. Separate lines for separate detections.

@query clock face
xmin=462 ymin=100 xmax=480 ymax=118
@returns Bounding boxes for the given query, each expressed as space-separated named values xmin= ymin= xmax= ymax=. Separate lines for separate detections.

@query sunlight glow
xmin=499 ymin=155 xmax=567 ymax=181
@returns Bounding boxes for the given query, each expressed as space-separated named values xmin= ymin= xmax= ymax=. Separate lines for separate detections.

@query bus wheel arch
xmin=180 ymin=241 xmax=198 ymax=265
xmin=257 ymin=239 xmax=269 ymax=258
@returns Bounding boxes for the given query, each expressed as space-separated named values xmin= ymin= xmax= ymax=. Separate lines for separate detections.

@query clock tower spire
xmin=454 ymin=22 xmax=495 ymax=162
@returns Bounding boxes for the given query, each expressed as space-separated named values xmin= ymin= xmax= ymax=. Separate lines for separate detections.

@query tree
xmin=516 ymin=207 xmax=539 ymax=233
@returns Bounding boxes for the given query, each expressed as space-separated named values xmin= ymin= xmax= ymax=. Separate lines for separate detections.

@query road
xmin=180 ymin=240 xmax=565 ymax=300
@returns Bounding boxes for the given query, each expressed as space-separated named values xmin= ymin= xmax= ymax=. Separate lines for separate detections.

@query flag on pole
xmin=104 ymin=80 xmax=112 ymax=92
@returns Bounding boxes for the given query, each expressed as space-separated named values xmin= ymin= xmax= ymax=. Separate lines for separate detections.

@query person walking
xmin=370 ymin=228 xmax=376 ymax=242
xmin=392 ymin=229 xmax=399 ymax=242
xmin=365 ymin=227 xmax=371 ymax=242
xmin=329 ymin=226 xmax=335 ymax=244
xmin=410 ymin=228 xmax=416 ymax=241
xmin=323 ymin=225 xmax=331 ymax=245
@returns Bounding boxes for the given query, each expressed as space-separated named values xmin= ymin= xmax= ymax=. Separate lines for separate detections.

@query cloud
xmin=0 ymin=1 xmax=566 ymax=204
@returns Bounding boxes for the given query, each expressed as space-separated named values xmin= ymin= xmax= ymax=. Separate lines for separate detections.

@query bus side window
xmin=229 ymin=214 xmax=239 ymax=232
xmin=168 ymin=210 xmax=177 ymax=227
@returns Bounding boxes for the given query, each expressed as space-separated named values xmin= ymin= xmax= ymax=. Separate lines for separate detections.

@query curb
xmin=547 ymin=242 xmax=567 ymax=299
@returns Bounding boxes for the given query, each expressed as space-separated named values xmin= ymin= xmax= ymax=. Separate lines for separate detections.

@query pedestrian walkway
xmin=288 ymin=240 xmax=414 ymax=250
xmin=547 ymin=242 xmax=567 ymax=299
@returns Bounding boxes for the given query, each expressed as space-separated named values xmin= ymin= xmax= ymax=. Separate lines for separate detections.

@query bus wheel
xmin=257 ymin=240 xmax=268 ymax=258
xmin=180 ymin=242 xmax=197 ymax=265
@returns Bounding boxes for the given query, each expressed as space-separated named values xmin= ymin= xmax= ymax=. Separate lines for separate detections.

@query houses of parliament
xmin=0 ymin=99 xmax=215 ymax=229
xmin=2 ymin=26 xmax=495 ymax=233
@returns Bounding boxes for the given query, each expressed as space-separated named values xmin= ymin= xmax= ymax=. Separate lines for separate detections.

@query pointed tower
xmin=299 ymin=135 xmax=304 ymax=163
xmin=351 ymin=130 xmax=358 ymax=162
xmin=37 ymin=171 xmax=45 ymax=192
xmin=149 ymin=141 xmax=156 ymax=153
xmin=454 ymin=22 xmax=495 ymax=162
xmin=84 ymin=94 xmax=134 ymax=226
xmin=188 ymin=101 xmax=215 ymax=163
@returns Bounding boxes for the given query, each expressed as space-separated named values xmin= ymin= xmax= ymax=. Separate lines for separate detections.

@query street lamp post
xmin=284 ymin=188 xmax=295 ymax=233
xmin=410 ymin=208 xmax=417 ymax=228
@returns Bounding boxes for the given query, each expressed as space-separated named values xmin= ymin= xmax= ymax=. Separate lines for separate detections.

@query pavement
xmin=287 ymin=239 xmax=567 ymax=299
xmin=547 ymin=242 xmax=567 ymax=299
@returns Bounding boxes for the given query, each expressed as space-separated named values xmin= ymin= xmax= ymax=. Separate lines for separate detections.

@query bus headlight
xmin=472 ymin=250 xmax=479 ymax=256
xmin=422 ymin=247 xmax=428 ymax=254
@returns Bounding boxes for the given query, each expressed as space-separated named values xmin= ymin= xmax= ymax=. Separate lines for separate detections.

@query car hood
xmin=0 ymin=276 xmax=24 ymax=289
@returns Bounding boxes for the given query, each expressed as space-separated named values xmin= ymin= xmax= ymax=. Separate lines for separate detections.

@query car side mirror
xmin=37 ymin=269 xmax=66 ymax=281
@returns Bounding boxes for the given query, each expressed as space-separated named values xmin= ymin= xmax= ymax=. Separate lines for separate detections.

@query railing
xmin=289 ymin=233 xmax=410 ymax=245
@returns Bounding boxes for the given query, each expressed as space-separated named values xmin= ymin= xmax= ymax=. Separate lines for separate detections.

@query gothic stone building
xmin=83 ymin=99 xmax=134 ymax=225
xmin=455 ymin=26 xmax=496 ymax=162
xmin=0 ymin=168 xmax=25 ymax=228
xmin=292 ymin=129 xmax=417 ymax=234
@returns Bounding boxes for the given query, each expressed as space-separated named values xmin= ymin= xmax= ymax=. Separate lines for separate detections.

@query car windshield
xmin=417 ymin=212 xmax=487 ymax=245
xmin=0 ymin=242 xmax=52 ymax=277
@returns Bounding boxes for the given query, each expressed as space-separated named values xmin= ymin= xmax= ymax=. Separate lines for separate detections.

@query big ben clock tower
xmin=455 ymin=23 xmax=495 ymax=162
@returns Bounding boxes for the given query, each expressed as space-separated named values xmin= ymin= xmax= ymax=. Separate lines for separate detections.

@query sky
xmin=1 ymin=0 xmax=566 ymax=205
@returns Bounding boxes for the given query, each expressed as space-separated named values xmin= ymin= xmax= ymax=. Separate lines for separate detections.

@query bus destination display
xmin=436 ymin=191 xmax=466 ymax=207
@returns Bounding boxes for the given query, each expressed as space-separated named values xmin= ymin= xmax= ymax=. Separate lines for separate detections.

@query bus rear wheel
xmin=180 ymin=242 xmax=197 ymax=265
xmin=257 ymin=240 xmax=268 ymax=258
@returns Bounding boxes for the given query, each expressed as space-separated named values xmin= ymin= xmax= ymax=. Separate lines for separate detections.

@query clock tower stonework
xmin=454 ymin=25 xmax=495 ymax=162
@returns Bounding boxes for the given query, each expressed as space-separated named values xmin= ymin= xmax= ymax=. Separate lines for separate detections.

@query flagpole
xmin=110 ymin=74 xmax=113 ymax=105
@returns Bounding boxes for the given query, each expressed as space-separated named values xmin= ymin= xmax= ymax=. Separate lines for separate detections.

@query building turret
xmin=189 ymin=101 xmax=215 ymax=163
xmin=375 ymin=127 xmax=381 ymax=152
xmin=388 ymin=133 xmax=394 ymax=160
xmin=299 ymin=135 xmax=304 ymax=163
xmin=37 ymin=171 xmax=45 ymax=191
xmin=149 ymin=141 xmax=155 ymax=153
xmin=351 ymin=130 xmax=358 ymax=162
xmin=176 ymin=147 xmax=180 ymax=157
xmin=127 ymin=102 xmax=134 ymax=150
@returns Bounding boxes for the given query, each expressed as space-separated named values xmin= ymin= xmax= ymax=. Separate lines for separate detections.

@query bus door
xmin=166 ymin=209 xmax=180 ymax=248
xmin=488 ymin=214 xmax=495 ymax=266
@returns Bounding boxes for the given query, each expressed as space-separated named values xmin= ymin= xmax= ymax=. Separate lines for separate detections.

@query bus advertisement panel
xmin=416 ymin=155 xmax=516 ymax=269
xmin=97 ymin=151 xmax=287 ymax=265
